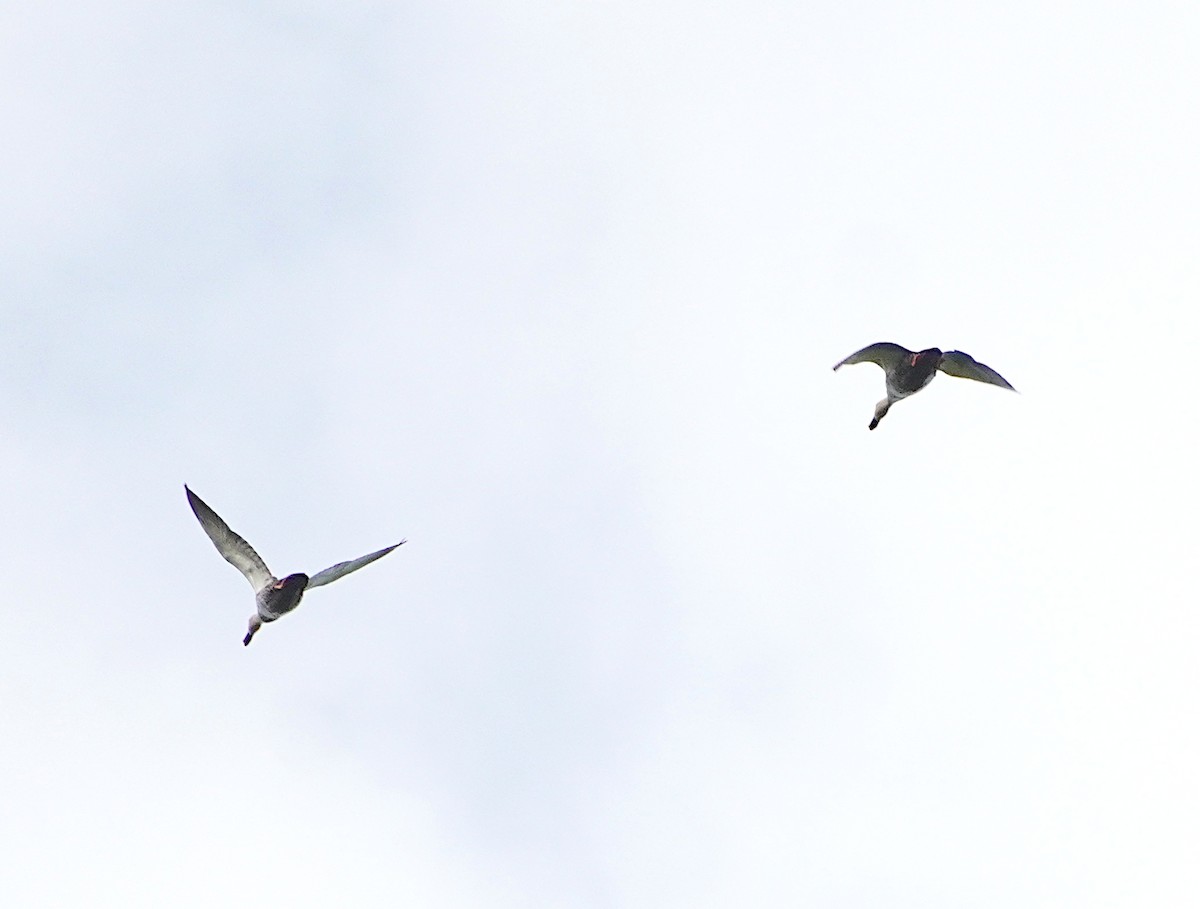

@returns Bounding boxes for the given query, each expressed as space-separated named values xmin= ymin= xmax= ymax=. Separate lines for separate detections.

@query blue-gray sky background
xmin=3 ymin=2 xmax=1199 ymax=905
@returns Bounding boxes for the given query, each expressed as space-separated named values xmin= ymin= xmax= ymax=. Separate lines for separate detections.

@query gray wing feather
xmin=937 ymin=350 xmax=1016 ymax=391
xmin=185 ymin=486 xmax=274 ymax=592
xmin=307 ymin=541 xmax=405 ymax=590
xmin=832 ymin=342 xmax=911 ymax=372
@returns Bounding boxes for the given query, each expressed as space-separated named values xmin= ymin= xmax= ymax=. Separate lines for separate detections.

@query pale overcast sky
xmin=3 ymin=2 xmax=1199 ymax=906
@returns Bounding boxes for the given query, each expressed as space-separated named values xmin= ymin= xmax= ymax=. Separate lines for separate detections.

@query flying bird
xmin=833 ymin=342 xmax=1015 ymax=430
xmin=185 ymin=485 xmax=404 ymax=645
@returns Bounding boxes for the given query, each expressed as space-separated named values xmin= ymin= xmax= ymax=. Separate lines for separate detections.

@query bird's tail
xmin=869 ymin=398 xmax=890 ymax=430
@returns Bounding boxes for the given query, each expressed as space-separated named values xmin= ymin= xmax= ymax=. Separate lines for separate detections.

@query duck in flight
xmin=185 ymin=485 xmax=404 ymax=645
xmin=833 ymin=342 xmax=1015 ymax=430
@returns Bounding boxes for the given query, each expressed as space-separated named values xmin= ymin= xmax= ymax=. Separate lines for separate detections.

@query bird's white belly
xmin=886 ymin=372 xmax=936 ymax=401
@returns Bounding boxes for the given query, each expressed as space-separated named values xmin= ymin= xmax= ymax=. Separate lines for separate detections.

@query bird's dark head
xmin=913 ymin=347 xmax=942 ymax=366
xmin=278 ymin=573 xmax=309 ymax=590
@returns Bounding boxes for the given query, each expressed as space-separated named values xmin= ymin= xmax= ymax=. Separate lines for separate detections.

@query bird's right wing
xmin=185 ymin=486 xmax=274 ymax=592
xmin=307 ymin=541 xmax=405 ymax=590
xmin=937 ymin=350 xmax=1016 ymax=391
xmin=832 ymin=342 xmax=911 ymax=372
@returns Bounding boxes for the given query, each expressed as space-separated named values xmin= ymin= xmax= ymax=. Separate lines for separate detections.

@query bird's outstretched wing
xmin=307 ymin=541 xmax=405 ymax=590
xmin=185 ymin=486 xmax=274 ymax=592
xmin=832 ymin=342 xmax=911 ymax=372
xmin=937 ymin=351 xmax=1016 ymax=391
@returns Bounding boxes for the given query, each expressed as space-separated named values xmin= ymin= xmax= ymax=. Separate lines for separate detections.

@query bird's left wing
xmin=307 ymin=540 xmax=406 ymax=589
xmin=185 ymin=486 xmax=275 ymax=592
xmin=832 ymin=342 xmax=910 ymax=372
xmin=937 ymin=350 xmax=1016 ymax=391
